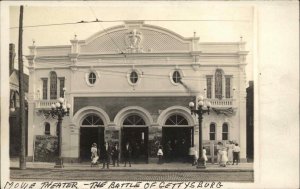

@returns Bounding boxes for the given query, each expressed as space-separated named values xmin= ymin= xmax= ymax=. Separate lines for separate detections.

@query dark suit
xmin=102 ymin=144 xmax=112 ymax=169
xmin=112 ymin=146 xmax=120 ymax=167
xmin=123 ymin=145 xmax=132 ymax=167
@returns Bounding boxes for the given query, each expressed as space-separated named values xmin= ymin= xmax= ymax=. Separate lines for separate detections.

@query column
xmin=69 ymin=123 xmax=80 ymax=162
xmin=212 ymin=77 xmax=215 ymax=99
xmin=27 ymin=93 xmax=35 ymax=160
xmin=148 ymin=125 xmax=162 ymax=163
xmin=239 ymin=65 xmax=247 ymax=162
xmin=26 ymin=58 xmax=36 ymax=160
xmin=26 ymin=45 xmax=36 ymax=161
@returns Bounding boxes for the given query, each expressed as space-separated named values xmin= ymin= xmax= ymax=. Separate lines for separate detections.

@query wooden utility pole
xmin=18 ymin=5 xmax=26 ymax=170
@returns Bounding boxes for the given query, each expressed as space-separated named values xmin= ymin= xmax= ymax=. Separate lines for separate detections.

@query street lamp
xmin=49 ymin=97 xmax=71 ymax=168
xmin=189 ymin=96 xmax=211 ymax=169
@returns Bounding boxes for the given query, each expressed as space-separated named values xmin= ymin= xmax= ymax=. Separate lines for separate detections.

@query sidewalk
xmin=10 ymin=158 xmax=253 ymax=172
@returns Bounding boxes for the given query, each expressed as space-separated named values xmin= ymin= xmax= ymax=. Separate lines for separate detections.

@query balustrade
xmin=35 ymin=100 xmax=58 ymax=109
xmin=206 ymin=98 xmax=235 ymax=108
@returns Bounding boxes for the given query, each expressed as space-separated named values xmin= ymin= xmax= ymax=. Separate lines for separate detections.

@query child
xmin=157 ymin=146 xmax=164 ymax=164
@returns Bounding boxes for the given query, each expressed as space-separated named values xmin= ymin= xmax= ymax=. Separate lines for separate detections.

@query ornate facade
xmin=26 ymin=21 xmax=248 ymax=163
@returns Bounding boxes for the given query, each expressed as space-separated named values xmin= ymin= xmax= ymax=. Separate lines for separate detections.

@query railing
xmin=35 ymin=100 xmax=58 ymax=109
xmin=206 ymin=98 xmax=236 ymax=108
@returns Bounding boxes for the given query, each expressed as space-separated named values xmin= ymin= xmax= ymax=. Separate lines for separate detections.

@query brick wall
xmin=74 ymin=96 xmax=194 ymax=122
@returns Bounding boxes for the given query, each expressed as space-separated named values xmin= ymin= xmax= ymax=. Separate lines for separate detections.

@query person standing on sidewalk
xmin=232 ymin=143 xmax=241 ymax=165
xmin=112 ymin=143 xmax=120 ymax=167
xmin=102 ymin=141 xmax=112 ymax=169
xmin=123 ymin=142 xmax=132 ymax=167
xmin=157 ymin=145 xmax=164 ymax=164
xmin=217 ymin=142 xmax=223 ymax=165
xmin=165 ymin=140 xmax=172 ymax=162
xmin=227 ymin=141 xmax=234 ymax=165
xmin=192 ymin=148 xmax=198 ymax=166
xmin=202 ymin=147 xmax=208 ymax=166
xmin=220 ymin=147 xmax=228 ymax=167
xmin=91 ymin=143 xmax=99 ymax=167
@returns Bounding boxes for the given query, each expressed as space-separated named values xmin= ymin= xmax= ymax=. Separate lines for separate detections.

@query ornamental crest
xmin=125 ymin=29 xmax=143 ymax=53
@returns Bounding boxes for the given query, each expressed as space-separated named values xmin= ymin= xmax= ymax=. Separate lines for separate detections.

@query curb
xmin=10 ymin=167 xmax=253 ymax=172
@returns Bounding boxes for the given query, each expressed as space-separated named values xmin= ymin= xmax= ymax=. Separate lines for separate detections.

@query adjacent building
xmin=246 ymin=81 xmax=254 ymax=161
xmin=26 ymin=21 xmax=249 ymax=163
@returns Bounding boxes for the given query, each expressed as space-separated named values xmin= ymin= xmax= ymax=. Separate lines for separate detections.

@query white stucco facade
xmin=26 ymin=21 xmax=248 ymax=162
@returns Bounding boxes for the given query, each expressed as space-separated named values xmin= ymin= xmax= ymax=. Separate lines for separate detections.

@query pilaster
xmin=27 ymin=94 xmax=35 ymax=158
xmin=238 ymin=63 xmax=247 ymax=160
xmin=26 ymin=44 xmax=36 ymax=159
xmin=68 ymin=122 xmax=79 ymax=158
xmin=148 ymin=125 xmax=162 ymax=162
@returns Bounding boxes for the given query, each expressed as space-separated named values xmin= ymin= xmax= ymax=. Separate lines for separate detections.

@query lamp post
xmin=49 ymin=97 xmax=71 ymax=168
xmin=189 ymin=96 xmax=211 ymax=169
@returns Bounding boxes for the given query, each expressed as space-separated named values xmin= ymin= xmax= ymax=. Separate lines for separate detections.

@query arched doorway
xmin=80 ymin=114 xmax=104 ymax=161
xmin=162 ymin=114 xmax=194 ymax=162
xmin=121 ymin=114 xmax=148 ymax=163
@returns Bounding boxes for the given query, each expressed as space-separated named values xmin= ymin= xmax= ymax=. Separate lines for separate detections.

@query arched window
xmin=172 ymin=71 xmax=181 ymax=83
xmin=215 ymin=69 xmax=223 ymax=99
xmin=222 ymin=123 xmax=229 ymax=140
xmin=206 ymin=76 xmax=212 ymax=99
xmin=129 ymin=71 xmax=139 ymax=84
xmin=82 ymin=114 xmax=104 ymax=126
xmin=50 ymin=71 xmax=57 ymax=99
xmin=209 ymin=123 xmax=216 ymax=140
xmin=165 ymin=114 xmax=188 ymax=126
xmin=123 ymin=115 xmax=145 ymax=125
xmin=44 ymin=122 xmax=50 ymax=135
xmin=42 ymin=78 xmax=48 ymax=99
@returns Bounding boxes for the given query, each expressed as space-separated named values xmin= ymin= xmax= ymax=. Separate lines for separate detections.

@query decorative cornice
xmin=33 ymin=62 xmax=241 ymax=71
xmin=69 ymin=90 xmax=201 ymax=97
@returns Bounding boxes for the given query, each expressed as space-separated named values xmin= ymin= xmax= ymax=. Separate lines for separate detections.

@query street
xmin=10 ymin=169 xmax=254 ymax=182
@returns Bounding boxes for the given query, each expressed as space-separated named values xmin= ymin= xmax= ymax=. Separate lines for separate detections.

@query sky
xmin=9 ymin=2 xmax=254 ymax=81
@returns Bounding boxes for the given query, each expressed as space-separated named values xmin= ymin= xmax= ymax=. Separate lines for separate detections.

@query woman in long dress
xmin=227 ymin=141 xmax=234 ymax=164
xmin=220 ymin=147 xmax=228 ymax=167
xmin=202 ymin=147 xmax=208 ymax=166
xmin=193 ymin=148 xmax=198 ymax=166
xmin=217 ymin=142 xmax=223 ymax=165
xmin=91 ymin=143 xmax=99 ymax=166
xmin=157 ymin=146 xmax=164 ymax=164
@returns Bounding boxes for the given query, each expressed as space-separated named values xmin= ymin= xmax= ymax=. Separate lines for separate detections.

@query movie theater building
xmin=26 ymin=21 xmax=248 ymax=163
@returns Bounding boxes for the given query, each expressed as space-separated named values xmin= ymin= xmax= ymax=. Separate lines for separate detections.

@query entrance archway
xmin=80 ymin=114 xmax=104 ymax=161
xmin=121 ymin=114 xmax=148 ymax=163
xmin=162 ymin=114 xmax=194 ymax=162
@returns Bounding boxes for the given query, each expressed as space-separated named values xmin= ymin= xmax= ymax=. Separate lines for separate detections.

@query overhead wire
xmin=86 ymin=5 xmax=126 ymax=57
xmin=9 ymin=19 xmax=251 ymax=29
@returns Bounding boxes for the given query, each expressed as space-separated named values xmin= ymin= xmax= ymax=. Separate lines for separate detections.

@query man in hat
xmin=102 ymin=141 xmax=112 ymax=169
xmin=232 ymin=143 xmax=241 ymax=165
